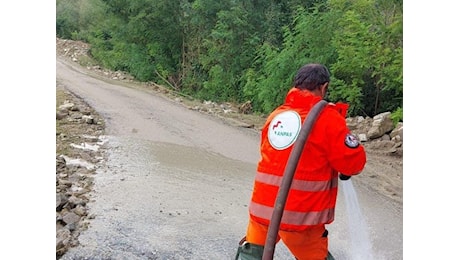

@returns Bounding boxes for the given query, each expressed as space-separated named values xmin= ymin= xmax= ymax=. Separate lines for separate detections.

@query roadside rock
xmin=367 ymin=112 xmax=395 ymax=139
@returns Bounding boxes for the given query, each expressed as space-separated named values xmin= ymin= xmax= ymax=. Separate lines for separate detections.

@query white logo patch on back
xmin=268 ymin=111 xmax=301 ymax=150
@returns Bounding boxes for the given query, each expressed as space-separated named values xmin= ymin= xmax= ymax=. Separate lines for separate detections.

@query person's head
xmin=293 ymin=63 xmax=330 ymax=98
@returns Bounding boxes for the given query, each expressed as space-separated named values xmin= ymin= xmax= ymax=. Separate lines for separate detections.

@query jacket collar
xmin=285 ymin=87 xmax=322 ymax=108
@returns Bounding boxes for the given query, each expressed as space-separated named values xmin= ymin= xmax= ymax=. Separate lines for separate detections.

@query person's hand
xmin=339 ymin=173 xmax=351 ymax=181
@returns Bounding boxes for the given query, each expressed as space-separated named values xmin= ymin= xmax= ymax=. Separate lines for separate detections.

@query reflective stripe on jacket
xmin=249 ymin=87 xmax=366 ymax=231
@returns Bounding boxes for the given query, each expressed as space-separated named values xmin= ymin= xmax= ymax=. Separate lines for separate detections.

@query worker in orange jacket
xmin=235 ymin=63 xmax=367 ymax=260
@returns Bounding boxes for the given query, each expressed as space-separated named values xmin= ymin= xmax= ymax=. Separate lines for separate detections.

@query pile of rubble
xmin=56 ymin=87 xmax=106 ymax=257
xmin=347 ymin=112 xmax=403 ymax=156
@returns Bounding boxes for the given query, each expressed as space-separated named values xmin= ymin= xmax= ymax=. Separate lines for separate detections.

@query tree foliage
xmin=56 ymin=0 xmax=402 ymax=120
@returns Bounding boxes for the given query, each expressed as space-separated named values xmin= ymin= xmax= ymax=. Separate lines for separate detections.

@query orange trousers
xmin=245 ymin=218 xmax=328 ymax=260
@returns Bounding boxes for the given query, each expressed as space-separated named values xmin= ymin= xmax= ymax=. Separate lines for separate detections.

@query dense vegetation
xmin=56 ymin=0 xmax=402 ymax=120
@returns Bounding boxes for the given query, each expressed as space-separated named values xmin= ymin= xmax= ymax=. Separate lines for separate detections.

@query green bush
xmin=390 ymin=107 xmax=403 ymax=125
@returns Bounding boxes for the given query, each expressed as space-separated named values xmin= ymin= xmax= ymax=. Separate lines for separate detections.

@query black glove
xmin=339 ymin=174 xmax=351 ymax=181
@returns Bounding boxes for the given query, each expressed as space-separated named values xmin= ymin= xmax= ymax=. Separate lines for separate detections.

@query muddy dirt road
xmin=56 ymin=57 xmax=402 ymax=260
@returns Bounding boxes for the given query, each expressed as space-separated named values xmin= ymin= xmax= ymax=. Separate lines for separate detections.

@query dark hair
xmin=293 ymin=63 xmax=330 ymax=90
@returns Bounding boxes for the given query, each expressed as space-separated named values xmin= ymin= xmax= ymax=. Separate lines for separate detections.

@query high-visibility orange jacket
xmin=249 ymin=87 xmax=366 ymax=231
